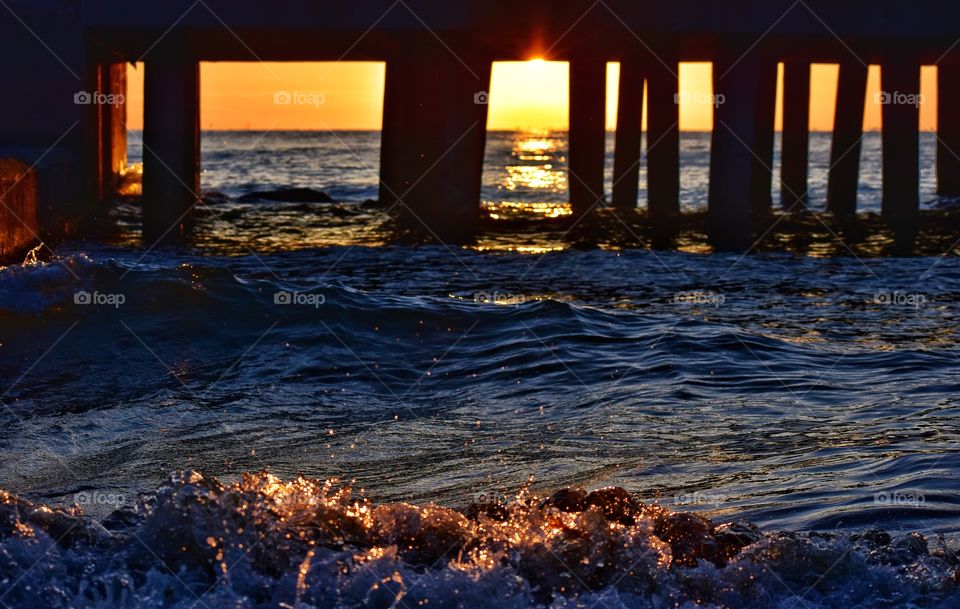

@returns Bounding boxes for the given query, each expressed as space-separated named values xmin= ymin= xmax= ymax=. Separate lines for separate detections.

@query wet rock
xmin=371 ymin=503 xmax=470 ymax=565
xmin=713 ymin=520 xmax=763 ymax=561
xmin=464 ymin=500 xmax=510 ymax=522
xmin=851 ymin=527 xmax=892 ymax=549
xmin=654 ymin=512 xmax=725 ymax=567
xmin=539 ymin=487 xmax=587 ymax=513
xmin=584 ymin=487 xmax=640 ymax=525
xmin=238 ymin=187 xmax=334 ymax=203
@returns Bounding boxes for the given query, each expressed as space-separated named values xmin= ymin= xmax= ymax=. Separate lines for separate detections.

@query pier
xmin=1 ymin=0 xmax=959 ymax=250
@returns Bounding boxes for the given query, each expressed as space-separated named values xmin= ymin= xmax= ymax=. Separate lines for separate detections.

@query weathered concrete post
xmin=827 ymin=62 xmax=868 ymax=216
xmin=937 ymin=62 xmax=960 ymax=196
xmin=709 ymin=50 xmax=766 ymax=250
xmin=612 ymin=61 xmax=644 ymax=211
xmin=142 ymin=40 xmax=200 ymax=244
xmin=568 ymin=59 xmax=608 ymax=216
xmin=379 ymin=54 xmax=490 ymax=241
xmin=646 ymin=60 xmax=680 ymax=224
xmin=0 ymin=159 xmax=39 ymax=261
xmin=781 ymin=61 xmax=810 ymax=209
xmin=749 ymin=61 xmax=778 ymax=214
xmin=880 ymin=61 xmax=921 ymax=227
xmin=99 ymin=63 xmax=127 ymax=198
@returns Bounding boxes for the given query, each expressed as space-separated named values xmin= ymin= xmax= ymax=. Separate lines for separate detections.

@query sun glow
xmin=124 ymin=60 xmax=939 ymax=132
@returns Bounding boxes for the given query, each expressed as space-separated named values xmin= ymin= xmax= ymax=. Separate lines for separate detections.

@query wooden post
xmin=142 ymin=42 xmax=199 ymax=244
xmin=827 ymin=62 xmax=868 ymax=216
xmin=781 ymin=61 xmax=810 ymax=209
xmin=612 ymin=61 xmax=644 ymax=210
xmin=568 ymin=59 xmax=608 ymax=216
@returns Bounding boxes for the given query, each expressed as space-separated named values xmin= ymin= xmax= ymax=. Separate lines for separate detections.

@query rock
xmin=238 ymin=187 xmax=334 ymax=203
xmin=654 ymin=512 xmax=725 ymax=567
xmin=713 ymin=520 xmax=763 ymax=561
xmin=584 ymin=487 xmax=640 ymax=525
xmin=539 ymin=488 xmax=587 ymax=513
xmin=464 ymin=500 xmax=510 ymax=522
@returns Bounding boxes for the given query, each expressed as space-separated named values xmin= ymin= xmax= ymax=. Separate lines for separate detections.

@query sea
xmin=0 ymin=131 xmax=958 ymax=608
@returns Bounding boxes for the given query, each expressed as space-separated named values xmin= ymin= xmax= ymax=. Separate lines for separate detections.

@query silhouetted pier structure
xmin=2 ymin=0 xmax=960 ymax=250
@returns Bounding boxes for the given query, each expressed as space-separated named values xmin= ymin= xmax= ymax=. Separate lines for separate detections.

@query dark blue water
xmin=0 ymin=131 xmax=958 ymax=608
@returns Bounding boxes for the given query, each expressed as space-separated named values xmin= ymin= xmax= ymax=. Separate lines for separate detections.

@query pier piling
xmin=937 ymin=62 xmax=960 ymax=197
xmin=142 ymin=43 xmax=199 ymax=244
xmin=750 ymin=61 xmax=778 ymax=214
xmin=568 ymin=59 xmax=608 ymax=217
xmin=827 ymin=62 xmax=868 ymax=216
xmin=646 ymin=60 xmax=681 ymax=225
xmin=709 ymin=52 xmax=767 ymax=250
xmin=379 ymin=56 xmax=490 ymax=241
xmin=781 ymin=61 xmax=810 ymax=209
xmin=880 ymin=61 xmax=921 ymax=227
xmin=612 ymin=61 xmax=644 ymax=211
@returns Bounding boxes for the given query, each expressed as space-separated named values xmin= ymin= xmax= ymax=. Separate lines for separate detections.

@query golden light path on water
xmin=481 ymin=132 xmax=573 ymax=223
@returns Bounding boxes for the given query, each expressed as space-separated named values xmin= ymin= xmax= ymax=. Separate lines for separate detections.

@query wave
xmin=0 ymin=472 xmax=957 ymax=609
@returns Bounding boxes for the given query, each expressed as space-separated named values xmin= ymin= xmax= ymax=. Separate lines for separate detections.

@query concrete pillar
xmin=781 ymin=61 xmax=810 ymax=209
xmin=99 ymin=63 xmax=128 ymax=198
xmin=750 ymin=61 xmax=778 ymax=214
xmin=709 ymin=53 xmax=766 ymax=251
xmin=379 ymin=56 xmax=490 ymax=241
xmin=937 ymin=63 xmax=960 ymax=196
xmin=142 ymin=44 xmax=199 ymax=244
xmin=646 ymin=60 xmax=680 ymax=222
xmin=827 ymin=62 xmax=868 ymax=216
xmin=0 ymin=159 xmax=39 ymax=262
xmin=880 ymin=61 xmax=921 ymax=225
xmin=568 ymin=59 xmax=607 ymax=216
xmin=612 ymin=61 xmax=644 ymax=210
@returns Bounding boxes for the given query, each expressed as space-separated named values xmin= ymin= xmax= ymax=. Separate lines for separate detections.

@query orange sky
xmin=124 ymin=61 xmax=939 ymax=132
